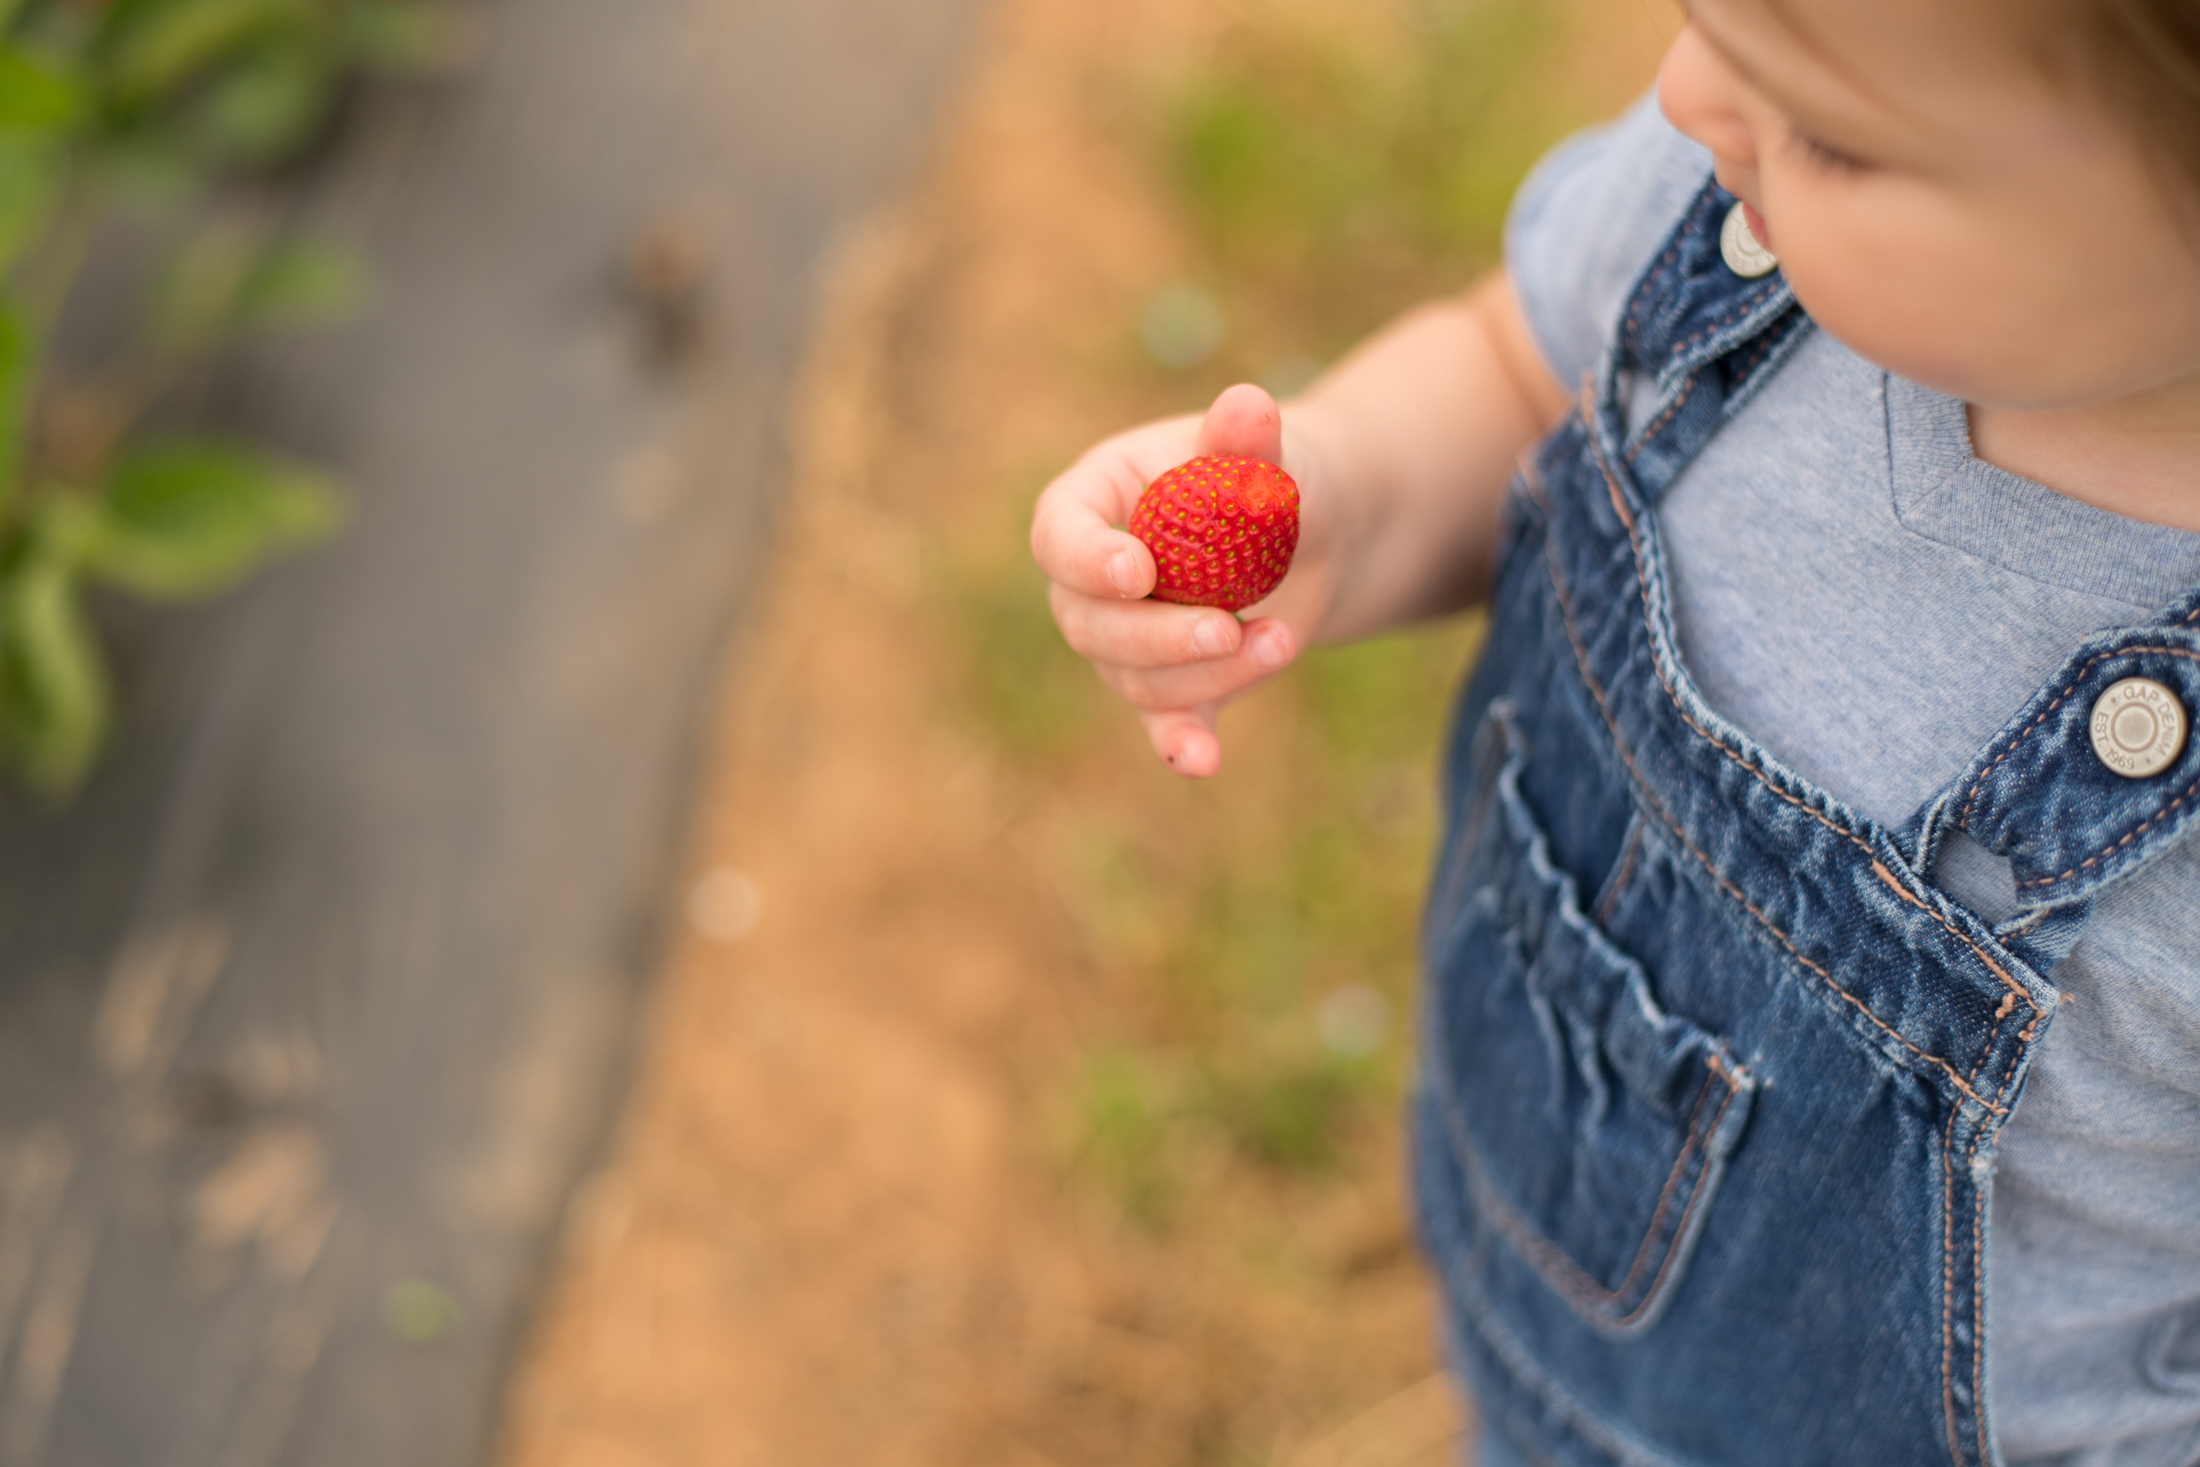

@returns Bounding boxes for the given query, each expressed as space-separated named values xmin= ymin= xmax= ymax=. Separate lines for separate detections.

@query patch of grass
xmin=1164 ymin=2 xmax=1561 ymax=358
xmin=1018 ymin=3 xmax=1640 ymax=1230
xmin=1204 ymin=1046 xmax=1372 ymax=1173
xmin=1051 ymin=627 xmax=1485 ymax=1212
xmin=946 ymin=551 xmax=1103 ymax=759
xmin=1069 ymin=1045 xmax=1194 ymax=1229
xmin=1295 ymin=618 xmax=1482 ymax=767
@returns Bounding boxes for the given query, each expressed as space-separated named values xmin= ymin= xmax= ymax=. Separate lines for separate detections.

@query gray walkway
xmin=0 ymin=2 xmax=979 ymax=1463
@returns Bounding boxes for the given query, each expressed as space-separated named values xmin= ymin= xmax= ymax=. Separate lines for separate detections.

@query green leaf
xmin=0 ymin=306 xmax=34 ymax=522
xmin=0 ymin=137 xmax=59 ymax=269
xmin=152 ymin=224 xmax=367 ymax=353
xmin=0 ymin=47 xmax=83 ymax=133
xmin=103 ymin=0 xmax=304 ymax=107
xmin=236 ymin=235 xmax=366 ymax=332
xmin=0 ymin=535 xmax=109 ymax=795
xmin=342 ymin=2 xmax=476 ymax=75
xmin=81 ymin=439 xmax=341 ymax=600
xmin=198 ymin=43 xmax=329 ymax=163
xmin=149 ymin=215 xmax=258 ymax=353
xmin=87 ymin=132 xmax=202 ymax=213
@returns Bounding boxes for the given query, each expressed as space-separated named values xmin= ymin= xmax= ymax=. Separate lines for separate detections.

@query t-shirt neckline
xmin=1887 ymin=374 xmax=2200 ymax=613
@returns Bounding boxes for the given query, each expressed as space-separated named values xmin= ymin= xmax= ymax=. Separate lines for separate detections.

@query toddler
xmin=1030 ymin=0 xmax=2200 ymax=1463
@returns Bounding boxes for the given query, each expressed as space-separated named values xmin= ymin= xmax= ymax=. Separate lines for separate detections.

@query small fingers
xmin=1032 ymin=497 xmax=1154 ymax=601
xmin=1097 ymin=618 xmax=1297 ymax=711
xmin=1140 ymin=706 xmax=1221 ymax=778
xmin=1051 ymin=584 xmax=1244 ymax=668
xmin=1032 ymin=428 xmax=1194 ymax=599
xmin=1194 ymin=383 xmax=1284 ymax=463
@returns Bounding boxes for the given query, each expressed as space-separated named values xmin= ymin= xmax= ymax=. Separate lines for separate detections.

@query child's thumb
xmin=1193 ymin=383 xmax=1284 ymax=466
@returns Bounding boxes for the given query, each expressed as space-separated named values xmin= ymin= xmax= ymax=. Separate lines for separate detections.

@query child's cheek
xmin=1764 ymin=205 xmax=1997 ymax=401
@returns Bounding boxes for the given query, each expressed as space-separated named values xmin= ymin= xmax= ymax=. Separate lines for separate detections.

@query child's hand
xmin=1031 ymin=384 xmax=1335 ymax=778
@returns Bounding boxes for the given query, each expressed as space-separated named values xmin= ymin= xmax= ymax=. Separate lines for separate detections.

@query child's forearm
xmin=1289 ymin=271 xmax=1568 ymax=644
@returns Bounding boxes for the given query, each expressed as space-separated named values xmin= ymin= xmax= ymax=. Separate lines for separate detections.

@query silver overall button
xmin=1720 ymin=201 xmax=1778 ymax=278
xmin=2089 ymin=677 xmax=2189 ymax=779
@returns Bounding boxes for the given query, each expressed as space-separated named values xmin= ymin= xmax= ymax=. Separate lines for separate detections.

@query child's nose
xmin=1658 ymin=26 xmax=1759 ymax=170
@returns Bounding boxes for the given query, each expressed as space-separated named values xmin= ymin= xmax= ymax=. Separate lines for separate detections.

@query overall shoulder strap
xmin=1917 ymin=605 xmax=2200 ymax=969
xmin=1601 ymin=178 xmax=1816 ymax=504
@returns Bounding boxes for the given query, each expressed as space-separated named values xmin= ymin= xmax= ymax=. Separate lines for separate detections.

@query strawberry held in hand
xmin=1127 ymin=454 xmax=1300 ymax=613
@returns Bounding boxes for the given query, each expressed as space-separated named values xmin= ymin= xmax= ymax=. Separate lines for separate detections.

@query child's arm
xmin=1030 ymin=270 xmax=1568 ymax=777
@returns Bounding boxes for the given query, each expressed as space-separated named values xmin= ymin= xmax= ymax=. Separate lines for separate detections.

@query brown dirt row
xmin=495 ymin=2 xmax=1673 ymax=1463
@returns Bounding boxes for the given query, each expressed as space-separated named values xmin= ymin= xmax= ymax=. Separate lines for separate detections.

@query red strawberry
xmin=1127 ymin=454 xmax=1300 ymax=613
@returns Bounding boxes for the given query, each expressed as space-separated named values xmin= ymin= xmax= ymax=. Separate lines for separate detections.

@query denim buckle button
xmin=2090 ymin=678 xmax=2188 ymax=778
xmin=1719 ymin=202 xmax=1778 ymax=278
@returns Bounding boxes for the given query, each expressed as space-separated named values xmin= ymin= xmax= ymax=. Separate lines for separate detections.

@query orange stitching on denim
xmin=1942 ymin=1109 xmax=1963 ymax=1467
xmin=1624 ymin=381 xmax=1696 ymax=464
xmin=1543 ymin=527 xmax=2010 ymax=1116
xmin=1580 ymin=429 xmax=2040 ymax=1021
xmin=1608 ymin=1060 xmax=1721 ymax=1304
xmin=1603 ymin=458 xmax=1636 ymax=535
xmin=2015 ymin=771 xmax=2200 ymax=889
xmin=1596 ymin=820 xmax=1644 ymax=929
xmin=1623 ymin=243 xmax=1684 ymax=339
xmin=1733 ymin=324 xmax=1785 ymax=381
xmin=1960 ymin=645 xmax=2200 ymax=832
xmin=1626 ymin=1076 xmax=1740 ymax=1318
xmin=1965 ymin=1011 xmax=2008 ymax=1098
xmin=1875 ymin=861 xmax=1933 ymax=914
xmin=1669 ymin=286 xmax=1783 ymax=359
xmin=1472 ymin=1064 xmax=1742 ymax=1327
xmin=1628 ymin=310 xmax=1795 ymax=470
xmin=1970 ymin=1126 xmax=1991 ymax=1467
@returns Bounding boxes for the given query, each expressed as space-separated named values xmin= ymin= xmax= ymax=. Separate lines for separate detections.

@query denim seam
xmin=1623 ymin=380 xmax=1697 ymax=465
xmin=1959 ymin=644 xmax=2200 ymax=831
xmin=2016 ymin=767 xmax=2200 ymax=889
xmin=1594 ymin=818 xmax=1646 ymax=929
xmin=1731 ymin=326 xmax=1781 ymax=384
xmin=1435 ymin=1242 xmax=1700 ymax=1467
xmin=1440 ymin=1044 xmax=1741 ymax=1330
xmin=1971 ymin=1124 xmax=1991 ymax=1467
xmin=1607 ymin=1056 xmax=1730 ymax=1311
xmin=1942 ymin=1108 xmax=1963 ymax=1467
xmin=1542 ymin=494 xmax=2012 ymax=1116
xmin=1581 ymin=425 xmax=2041 ymax=1041
xmin=1623 ymin=247 xmax=1685 ymax=344
xmin=1665 ymin=286 xmax=1782 ymax=364
xmin=1952 ymin=643 xmax=2200 ymax=888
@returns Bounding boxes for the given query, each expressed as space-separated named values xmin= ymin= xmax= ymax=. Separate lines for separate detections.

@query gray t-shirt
xmin=1504 ymin=95 xmax=2200 ymax=1466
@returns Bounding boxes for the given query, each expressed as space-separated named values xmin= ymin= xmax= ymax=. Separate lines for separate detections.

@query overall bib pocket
xmin=1426 ymin=703 xmax=1757 ymax=1339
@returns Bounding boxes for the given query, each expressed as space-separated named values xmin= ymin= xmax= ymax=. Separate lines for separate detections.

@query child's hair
xmin=1759 ymin=0 xmax=2200 ymax=207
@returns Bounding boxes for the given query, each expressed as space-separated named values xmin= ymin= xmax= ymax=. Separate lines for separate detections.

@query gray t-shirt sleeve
xmin=1504 ymin=92 xmax=1716 ymax=391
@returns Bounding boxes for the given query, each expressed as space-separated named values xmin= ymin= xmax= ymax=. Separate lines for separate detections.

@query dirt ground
xmin=494 ymin=3 xmax=1673 ymax=1464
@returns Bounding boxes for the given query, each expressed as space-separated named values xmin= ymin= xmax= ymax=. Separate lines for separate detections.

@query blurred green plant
xmin=950 ymin=545 xmax=1105 ymax=761
xmin=1005 ymin=1 xmax=1620 ymax=1231
xmin=0 ymin=0 xmax=472 ymax=794
xmin=1163 ymin=1 xmax=1560 ymax=366
xmin=1056 ymin=631 xmax=1479 ymax=1228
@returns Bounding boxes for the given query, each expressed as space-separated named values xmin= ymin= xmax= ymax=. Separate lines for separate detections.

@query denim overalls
xmin=1413 ymin=179 xmax=2200 ymax=1467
